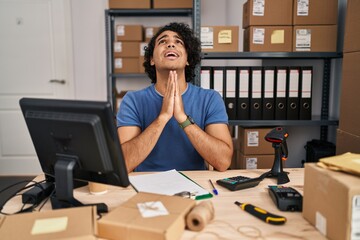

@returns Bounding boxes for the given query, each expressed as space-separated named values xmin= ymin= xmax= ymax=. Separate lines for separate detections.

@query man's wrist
xmin=179 ymin=115 xmax=195 ymax=129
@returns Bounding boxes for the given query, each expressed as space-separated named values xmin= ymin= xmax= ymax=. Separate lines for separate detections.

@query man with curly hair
xmin=117 ymin=22 xmax=233 ymax=172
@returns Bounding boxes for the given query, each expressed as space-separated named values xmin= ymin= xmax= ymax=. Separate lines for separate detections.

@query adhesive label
xmin=296 ymin=29 xmax=311 ymax=51
xmin=297 ymin=0 xmax=309 ymax=16
xmin=201 ymin=27 xmax=214 ymax=49
xmin=351 ymin=195 xmax=360 ymax=240
xmin=252 ymin=0 xmax=265 ymax=16
xmin=138 ymin=201 xmax=169 ymax=218
xmin=247 ymin=131 xmax=259 ymax=147
xmin=253 ymin=28 xmax=265 ymax=44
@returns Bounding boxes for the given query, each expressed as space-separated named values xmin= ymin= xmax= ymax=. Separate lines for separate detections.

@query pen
xmin=234 ymin=201 xmax=286 ymax=225
xmin=209 ymin=179 xmax=218 ymax=195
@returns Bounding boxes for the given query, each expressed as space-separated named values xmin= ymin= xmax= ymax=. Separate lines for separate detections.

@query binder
xmin=299 ymin=67 xmax=313 ymax=120
xmin=213 ymin=67 xmax=225 ymax=100
xmin=237 ymin=67 xmax=250 ymax=120
xmin=262 ymin=67 xmax=275 ymax=120
xmin=287 ymin=67 xmax=300 ymax=120
xmin=225 ymin=68 xmax=237 ymax=120
xmin=275 ymin=67 xmax=288 ymax=120
xmin=250 ymin=67 xmax=262 ymax=120
xmin=200 ymin=67 xmax=212 ymax=90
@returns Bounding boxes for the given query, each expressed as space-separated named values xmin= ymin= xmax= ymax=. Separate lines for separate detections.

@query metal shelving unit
xmin=201 ymin=52 xmax=343 ymax=141
xmin=105 ymin=0 xmax=201 ymax=111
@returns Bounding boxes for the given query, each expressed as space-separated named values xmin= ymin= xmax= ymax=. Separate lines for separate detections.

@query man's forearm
xmin=120 ymin=116 xmax=168 ymax=172
xmin=183 ymin=124 xmax=233 ymax=171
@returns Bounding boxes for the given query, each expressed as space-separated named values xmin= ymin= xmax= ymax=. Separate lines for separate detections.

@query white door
xmin=0 ymin=0 xmax=74 ymax=174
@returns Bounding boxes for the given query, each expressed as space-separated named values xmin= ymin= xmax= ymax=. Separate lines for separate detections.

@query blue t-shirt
xmin=117 ymin=83 xmax=228 ymax=171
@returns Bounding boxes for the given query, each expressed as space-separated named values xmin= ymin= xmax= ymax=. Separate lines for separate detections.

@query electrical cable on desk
xmin=0 ymin=180 xmax=47 ymax=215
xmin=191 ymin=220 xmax=306 ymax=240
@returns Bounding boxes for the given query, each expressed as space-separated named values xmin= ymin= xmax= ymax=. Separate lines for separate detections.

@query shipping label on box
xmin=295 ymin=29 xmax=311 ymax=51
xmin=201 ymin=27 xmax=214 ymax=49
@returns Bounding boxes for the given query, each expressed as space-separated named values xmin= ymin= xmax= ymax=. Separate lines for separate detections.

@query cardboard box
xmin=242 ymin=0 xmax=293 ymax=28
xmin=238 ymin=127 xmax=274 ymax=155
xmin=336 ymin=129 xmax=360 ymax=155
xmin=237 ymin=152 xmax=277 ymax=169
xmin=114 ymin=41 xmax=141 ymax=58
xmin=115 ymin=25 xmax=143 ymax=42
xmin=303 ymin=163 xmax=360 ymax=240
xmin=97 ymin=192 xmax=196 ymax=240
xmin=153 ymin=0 xmax=192 ymax=9
xmin=244 ymin=26 xmax=292 ymax=52
xmin=338 ymin=51 xmax=360 ymax=136
xmin=0 ymin=206 xmax=97 ymax=239
xmin=343 ymin=0 xmax=360 ymax=53
xmin=109 ymin=0 xmax=151 ymax=9
xmin=201 ymin=26 xmax=239 ymax=52
xmin=293 ymin=0 xmax=338 ymax=25
xmin=145 ymin=26 xmax=160 ymax=42
xmin=114 ymin=57 xmax=140 ymax=73
xmin=293 ymin=25 xmax=337 ymax=52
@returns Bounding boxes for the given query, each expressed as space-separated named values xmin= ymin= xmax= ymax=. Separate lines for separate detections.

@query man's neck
xmin=154 ymin=70 xmax=188 ymax=95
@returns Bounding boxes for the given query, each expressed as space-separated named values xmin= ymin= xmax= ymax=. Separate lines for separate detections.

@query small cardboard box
xmin=293 ymin=0 xmax=338 ymax=25
xmin=114 ymin=57 xmax=140 ymax=73
xmin=114 ymin=41 xmax=141 ymax=58
xmin=97 ymin=192 xmax=196 ymax=240
xmin=243 ymin=26 xmax=292 ymax=52
xmin=343 ymin=0 xmax=360 ymax=53
xmin=336 ymin=129 xmax=360 ymax=155
xmin=145 ymin=26 xmax=160 ymax=42
xmin=303 ymin=163 xmax=360 ymax=240
xmin=237 ymin=127 xmax=274 ymax=155
xmin=201 ymin=26 xmax=239 ymax=52
xmin=115 ymin=25 xmax=143 ymax=42
xmin=153 ymin=0 xmax=192 ymax=9
xmin=338 ymin=51 xmax=360 ymax=136
xmin=108 ymin=0 xmax=151 ymax=9
xmin=293 ymin=25 xmax=337 ymax=52
xmin=0 ymin=206 xmax=97 ymax=239
xmin=242 ymin=0 xmax=293 ymax=28
xmin=237 ymin=153 xmax=277 ymax=169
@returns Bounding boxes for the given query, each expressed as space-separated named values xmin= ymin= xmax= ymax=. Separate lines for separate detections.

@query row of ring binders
xmin=200 ymin=66 xmax=313 ymax=120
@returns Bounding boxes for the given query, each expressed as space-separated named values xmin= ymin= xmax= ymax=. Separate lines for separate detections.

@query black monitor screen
xmin=20 ymin=98 xmax=130 ymax=212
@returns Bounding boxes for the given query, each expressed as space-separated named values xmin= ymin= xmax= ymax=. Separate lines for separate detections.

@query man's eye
xmin=176 ymin=40 xmax=184 ymax=45
xmin=159 ymin=39 xmax=166 ymax=44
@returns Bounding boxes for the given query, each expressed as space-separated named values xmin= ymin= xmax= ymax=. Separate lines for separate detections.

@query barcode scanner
xmin=263 ymin=127 xmax=290 ymax=184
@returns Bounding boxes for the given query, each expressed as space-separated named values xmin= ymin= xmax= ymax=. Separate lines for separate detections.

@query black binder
xmin=237 ymin=67 xmax=250 ymax=120
xmin=225 ymin=68 xmax=237 ymax=120
xmin=262 ymin=67 xmax=275 ymax=120
xmin=299 ymin=67 xmax=313 ymax=120
xmin=275 ymin=67 xmax=287 ymax=120
xmin=286 ymin=67 xmax=300 ymax=120
xmin=250 ymin=67 xmax=262 ymax=120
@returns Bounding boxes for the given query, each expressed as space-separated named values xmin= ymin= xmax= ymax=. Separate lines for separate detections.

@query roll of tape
xmin=186 ymin=200 xmax=215 ymax=231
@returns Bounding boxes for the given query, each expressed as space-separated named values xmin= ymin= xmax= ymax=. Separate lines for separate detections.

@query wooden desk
xmin=2 ymin=168 xmax=326 ymax=240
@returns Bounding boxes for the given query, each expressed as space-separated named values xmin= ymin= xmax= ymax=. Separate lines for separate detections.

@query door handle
xmin=49 ymin=79 xmax=66 ymax=84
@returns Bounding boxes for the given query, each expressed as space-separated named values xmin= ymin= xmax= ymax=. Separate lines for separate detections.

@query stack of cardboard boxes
xmin=243 ymin=0 xmax=338 ymax=52
xmin=234 ymin=127 xmax=282 ymax=169
xmin=336 ymin=0 xmax=360 ymax=153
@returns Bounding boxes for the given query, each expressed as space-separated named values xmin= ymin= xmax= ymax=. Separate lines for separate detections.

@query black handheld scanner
xmin=265 ymin=127 xmax=288 ymax=160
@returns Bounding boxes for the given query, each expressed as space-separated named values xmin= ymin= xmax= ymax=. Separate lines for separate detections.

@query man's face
xmin=151 ymin=30 xmax=188 ymax=71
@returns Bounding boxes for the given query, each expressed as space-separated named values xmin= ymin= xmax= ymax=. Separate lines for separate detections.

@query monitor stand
xmin=50 ymin=156 xmax=108 ymax=214
xmin=263 ymin=143 xmax=290 ymax=185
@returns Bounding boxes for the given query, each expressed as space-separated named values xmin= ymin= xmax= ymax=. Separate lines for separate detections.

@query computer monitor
xmin=19 ymin=97 xmax=130 ymax=213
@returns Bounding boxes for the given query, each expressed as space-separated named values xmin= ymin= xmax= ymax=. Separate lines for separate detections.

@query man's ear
xmin=186 ymin=61 xmax=189 ymax=66
xmin=150 ymin=58 xmax=155 ymax=66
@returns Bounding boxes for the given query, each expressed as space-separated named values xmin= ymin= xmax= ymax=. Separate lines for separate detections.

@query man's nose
xmin=167 ymin=43 xmax=175 ymax=48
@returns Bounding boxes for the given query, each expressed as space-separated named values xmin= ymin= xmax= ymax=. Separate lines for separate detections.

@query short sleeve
xmin=116 ymin=93 xmax=141 ymax=128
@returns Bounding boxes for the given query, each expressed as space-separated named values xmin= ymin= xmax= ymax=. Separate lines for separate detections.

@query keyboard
xmin=216 ymin=175 xmax=263 ymax=191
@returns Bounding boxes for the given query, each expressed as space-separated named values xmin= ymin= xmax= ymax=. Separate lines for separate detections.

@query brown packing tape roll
xmin=186 ymin=200 xmax=215 ymax=231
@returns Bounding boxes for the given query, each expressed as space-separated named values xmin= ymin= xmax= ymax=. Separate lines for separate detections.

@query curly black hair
xmin=143 ymin=22 xmax=201 ymax=83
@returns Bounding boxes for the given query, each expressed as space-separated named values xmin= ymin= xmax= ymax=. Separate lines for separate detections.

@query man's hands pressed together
xmin=160 ymin=70 xmax=187 ymax=124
